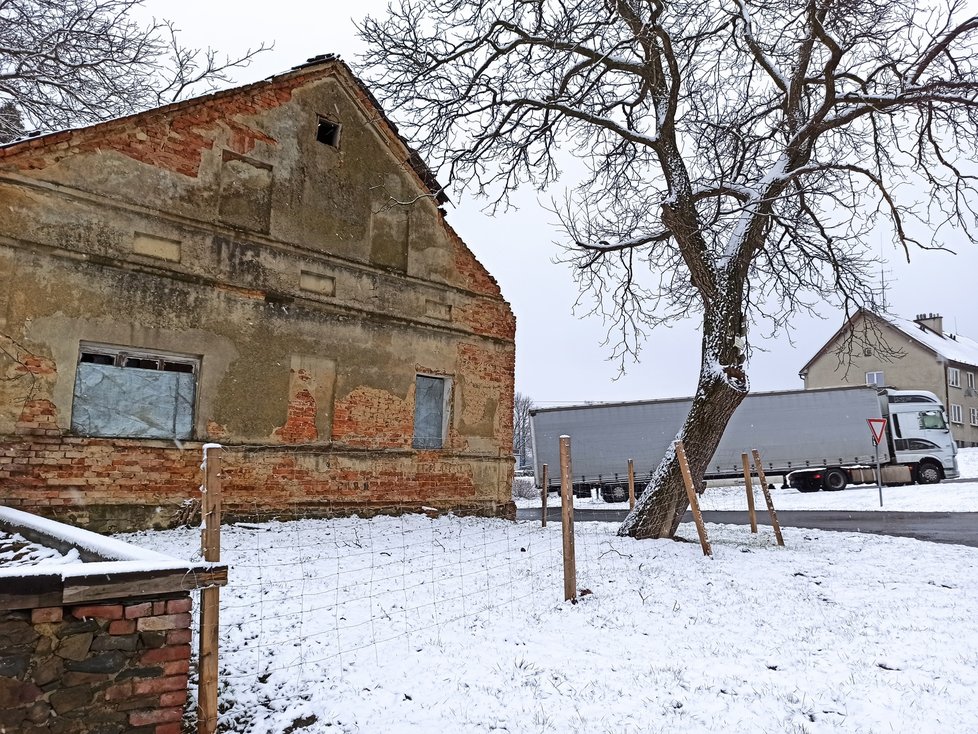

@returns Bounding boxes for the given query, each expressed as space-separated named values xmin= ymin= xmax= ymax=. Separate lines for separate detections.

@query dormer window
xmin=316 ymin=118 xmax=341 ymax=147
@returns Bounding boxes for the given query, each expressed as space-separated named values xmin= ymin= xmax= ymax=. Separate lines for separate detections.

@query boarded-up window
xmin=71 ymin=346 xmax=198 ymax=439
xmin=413 ymin=375 xmax=449 ymax=449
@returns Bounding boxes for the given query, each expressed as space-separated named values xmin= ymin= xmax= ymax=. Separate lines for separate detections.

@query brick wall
xmin=1 ymin=434 xmax=514 ymax=532
xmin=0 ymin=595 xmax=193 ymax=734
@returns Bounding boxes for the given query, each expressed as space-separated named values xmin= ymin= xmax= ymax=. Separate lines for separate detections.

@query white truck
xmin=529 ymin=386 xmax=959 ymax=502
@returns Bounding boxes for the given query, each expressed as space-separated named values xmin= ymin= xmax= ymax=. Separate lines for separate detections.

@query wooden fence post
xmin=198 ymin=444 xmax=222 ymax=734
xmin=675 ymin=441 xmax=712 ymax=557
xmin=751 ymin=449 xmax=785 ymax=547
xmin=559 ymin=436 xmax=577 ymax=601
xmin=627 ymin=459 xmax=636 ymax=510
xmin=740 ymin=453 xmax=758 ymax=534
xmin=541 ymin=464 xmax=549 ymax=528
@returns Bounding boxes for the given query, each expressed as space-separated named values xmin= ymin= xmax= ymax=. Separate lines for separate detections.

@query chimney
xmin=915 ymin=312 xmax=944 ymax=335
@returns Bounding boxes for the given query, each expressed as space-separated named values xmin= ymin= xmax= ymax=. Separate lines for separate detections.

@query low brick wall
xmin=0 ymin=506 xmax=227 ymax=734
xmin=1 ymin=595 xmax=193 ymax=734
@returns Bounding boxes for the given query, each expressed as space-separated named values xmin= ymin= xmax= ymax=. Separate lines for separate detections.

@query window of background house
xmin=950 ymin=403 xmax=963 ymax=424
xmin=971 ymin=407 xmax=978 ymax=427
xmin=949 ymin=367 xmax=961 ymax=388
xmin=71 ymin=344 xmax=198 ymax=439
xmin=865 ymin=371 xmax=884 ymax=386
xmin=413 ymin=375 xmax=450 ymax=449
xmin=969 ymin=372 xmax=976 ymax=390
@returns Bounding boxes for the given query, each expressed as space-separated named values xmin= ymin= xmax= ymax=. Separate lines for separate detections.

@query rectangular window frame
xmin=412 ymin=374 xmax=452 ymax=450
xmin=865 ymin=371 xmax=884 ymax=386
xmin=971 ymin=407 xmax=978 ymax=427
xmin=969 ymin=372 xmax=976 ymax=390
xmin=71 ymin=343 xmax=199 ymax=440
xmin=950 ymin=403 xmax=963 ymax=424
xmin=949 ymin=367 xmax=961 ymax=388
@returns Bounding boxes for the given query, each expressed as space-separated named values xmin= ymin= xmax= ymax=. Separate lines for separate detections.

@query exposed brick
xmin=109 ymin=620 xmax=137 ymax=635
xmin=159 ymin=690 xmax=187 ymax=707
xmin=137 ymin=614 xmax=191 ymax=632
xmin=155 ymin=724 xmax=183 ymax=734
xmin=124 ymin=603 xmax=153 ymax=619
xmin=128 ymin=707 xmax=184 ymax=726
xmin=165 ymin=629 xmax=191 ymax=646
xmin=164 ymin=598 xmax=192 ymax=615
xmin=140 ymin=645 xmax=191 ymax=665
xmin=133 ymin=675 xmax=188 ymax=696
xmin=71 ymin=604 xmax=123 ymax=620
xmin=162 ymin=659 xmax=190 ymax=676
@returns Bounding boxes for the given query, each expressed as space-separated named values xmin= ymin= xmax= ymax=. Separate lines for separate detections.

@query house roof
xmin=887 ymin=314 xmax=978 ymax=368
xmin=799 ymin=308 xmax=978 ymax=375
xmin=0 ymin=54 xmax=449 ymax=204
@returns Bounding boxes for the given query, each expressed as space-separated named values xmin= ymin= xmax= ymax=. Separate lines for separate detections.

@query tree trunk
xmin=619 ymin=303 xmax=749 ymax=539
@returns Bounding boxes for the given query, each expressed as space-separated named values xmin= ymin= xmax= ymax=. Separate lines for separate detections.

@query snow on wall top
xmin=0 ymin=505 xmax=221 ymax=581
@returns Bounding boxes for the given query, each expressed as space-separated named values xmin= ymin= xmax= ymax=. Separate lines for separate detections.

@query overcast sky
xmin=144 ymin=0 xmax=978 ymax=406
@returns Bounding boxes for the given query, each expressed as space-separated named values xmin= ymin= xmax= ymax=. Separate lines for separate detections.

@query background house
xmin=800 ymin=309 xmax=978 ymax=447
xmin=0 ymin=56 xmax=516 ymax=531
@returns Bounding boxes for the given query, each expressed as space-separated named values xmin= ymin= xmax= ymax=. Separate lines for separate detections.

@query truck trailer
xmin=529 ymin=386 xmax=959 ymax=502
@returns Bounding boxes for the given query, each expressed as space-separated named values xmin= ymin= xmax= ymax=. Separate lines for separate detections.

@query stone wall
xmin=0 ymin=594 xmax=193 ymax=734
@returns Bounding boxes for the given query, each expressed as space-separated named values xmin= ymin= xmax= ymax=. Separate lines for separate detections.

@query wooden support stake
xmin=675 ymin=441 xmax=712 ymax=557
xmin=198 ymin=444 xmax=222 ymax=734
xmin=751 ymin=449 xmax=785 ymax=547
xmin=559 ymin=436 xmax=577 ymax=601
xmin=741 ymin=453 xmax=758 ymax=534
xmin=627 ymin=459 xmax=636 ymax=510
xmin=541 ymin=464 xmax=549 ymax=528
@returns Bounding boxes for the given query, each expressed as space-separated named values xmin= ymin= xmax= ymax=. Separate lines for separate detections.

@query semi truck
xmin=529 ymin=386 xmax=959 ymax=502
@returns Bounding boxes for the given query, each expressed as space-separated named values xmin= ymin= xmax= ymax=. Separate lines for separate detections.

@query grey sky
xmin=145 ymin=0 xmax=978 ymax=405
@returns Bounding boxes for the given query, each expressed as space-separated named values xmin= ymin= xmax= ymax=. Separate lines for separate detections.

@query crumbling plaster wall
xmin=0 ymin=62 xmax=515 ymax=528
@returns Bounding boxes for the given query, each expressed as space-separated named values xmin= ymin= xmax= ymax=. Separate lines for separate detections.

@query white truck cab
xmin=881 ymin=389 xmax=959 ymax=483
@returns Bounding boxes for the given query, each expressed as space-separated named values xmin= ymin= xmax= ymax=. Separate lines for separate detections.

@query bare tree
xmin=0 ymin=0 xmax=269 ymax=140
xmin=359 ymin=0 xmax=978 ymax=539
xmin=513 ymin=391 xmax=534 ymax=469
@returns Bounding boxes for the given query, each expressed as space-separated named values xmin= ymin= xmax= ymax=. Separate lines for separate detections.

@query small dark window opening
xmin=125 ymin=357 xmax=161 ymax=370
xmin=163 ymin=361 xmax=194 ymax=374
xmin=316 ymin=119 xmax=340 ymax=147
xmin=79 ymin=349 xmax=197 ymax=375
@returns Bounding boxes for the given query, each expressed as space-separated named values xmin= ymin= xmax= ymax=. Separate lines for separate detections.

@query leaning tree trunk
xmin=619 ymin=300 xmax=749 ymax=540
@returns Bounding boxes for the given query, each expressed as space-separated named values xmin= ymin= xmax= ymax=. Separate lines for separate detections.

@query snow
xmin=0 ymin=505 xmax=221 ymax=579
xmin=519 ymin=446 xmax=978 ymax=513
xmin=0 ymin=531 xmax=78 ymax=567
xmin=115 ymin=450 xmax=978 ymax=732
xmin=887 ymin=315 xmax=978 ymax=368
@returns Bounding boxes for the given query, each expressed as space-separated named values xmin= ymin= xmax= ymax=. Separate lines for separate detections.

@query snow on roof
xmin=888 ymin=315 xmax=978 ymax=368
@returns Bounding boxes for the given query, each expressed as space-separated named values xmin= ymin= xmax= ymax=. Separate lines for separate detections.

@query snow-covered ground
xmin=123 ymin=492 xmax=978 ymax=732
xmin=517 ymin=446 xmax=978 ymax=512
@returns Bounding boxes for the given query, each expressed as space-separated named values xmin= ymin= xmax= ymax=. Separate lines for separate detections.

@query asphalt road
xmin=516 ymin=507 xmax=978 ymax=548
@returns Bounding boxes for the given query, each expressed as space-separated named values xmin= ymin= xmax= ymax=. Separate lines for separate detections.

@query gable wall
xmin=804 ymin=316 xmax=945 ymax=395
xmin=0 ymin=64 xmax=516 ymax=529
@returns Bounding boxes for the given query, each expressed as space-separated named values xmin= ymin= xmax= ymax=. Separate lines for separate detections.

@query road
xmin=516 ymin=507 xmax=978 ymax=548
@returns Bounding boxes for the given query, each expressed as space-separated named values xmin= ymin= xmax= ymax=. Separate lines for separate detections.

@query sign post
xmin=867 ymin=418 xmax=887 ymax=507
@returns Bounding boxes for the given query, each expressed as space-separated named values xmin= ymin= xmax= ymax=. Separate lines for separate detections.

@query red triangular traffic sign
xmin=867 ymin=418 xmax=887 ymax=445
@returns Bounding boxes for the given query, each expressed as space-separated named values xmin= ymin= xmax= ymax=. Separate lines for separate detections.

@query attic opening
xmin=316 ymin=118 xmax=341 ymax=147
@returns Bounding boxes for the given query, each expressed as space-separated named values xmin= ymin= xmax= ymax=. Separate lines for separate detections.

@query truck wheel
xmin=915 ymin=461 xmax=942 ymax=485
xmin=601 ymin=485 xmax=628 ymax=503
xmin=822 ymin=469 xmax=847 ymax=491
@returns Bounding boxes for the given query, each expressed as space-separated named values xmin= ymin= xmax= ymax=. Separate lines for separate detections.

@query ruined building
xmin=0 ymin=56 xmax=516 ymax=531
